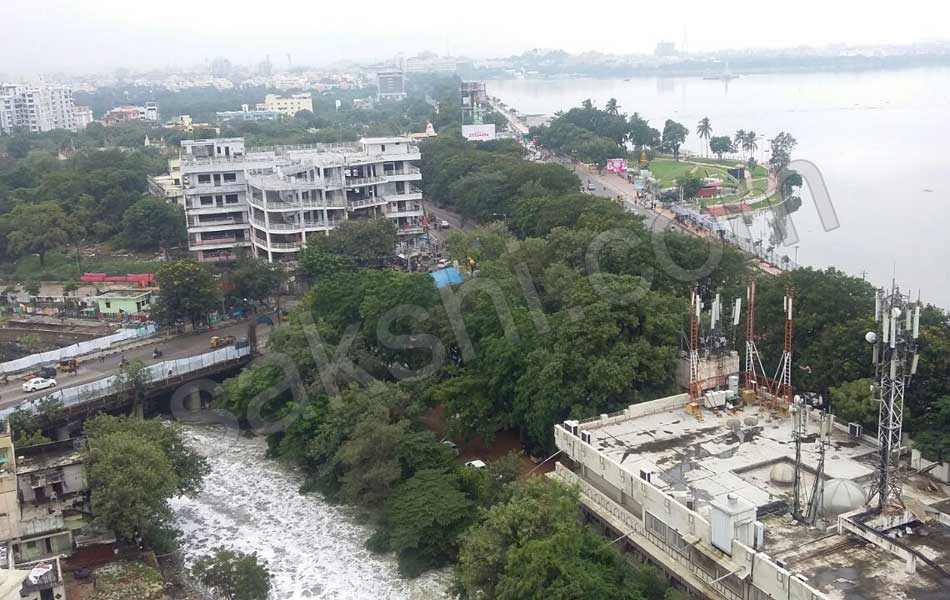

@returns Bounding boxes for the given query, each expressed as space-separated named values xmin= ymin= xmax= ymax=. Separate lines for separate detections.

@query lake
xmin=488 ymin=69 xmax=950 ymax=306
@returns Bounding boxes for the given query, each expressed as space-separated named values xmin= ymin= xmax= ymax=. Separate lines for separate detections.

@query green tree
xmin=696 ymin=117 xmax=712 ymax=157
xmin=225 ymin=257 xmax=282 ymax=306
xmin=769 ymin=131 xmax=798 ymax=174
xmin=676 ymin=175 xmax=704 ymax=201
xmin=83 ymin=429 xmax=178 ymax=542
xmin=83 ymin=414 xmax=209 ymax=496
xmin=120 ymin=196 xmax=186 ymax=254
xmin=378 ymin=469 xmax=473 ymax=576
xmin=309 ymin=218 xmax=398 ymax=267
xmin=915 ymin=396 xmax=950 ymax=462
xmin=628 ymin=113 xmax=661 ymax=150
xmin=151 ymin=260 xmax=220 ymax=329
xmin=829 ymin=378 xmax=877 ymax=431
xmin=6 ymin=201 xmax=74 ymax=266
xmin=604 ymin=98 xmax=619 ymax=116
xmin=709 ymin=135 xmax=733 ymax=160
xmin=661 ymin=119 xmax=688 ymax=160
xmin=742 ymin=130 xmax=758 ymax=159
xmin=191 ymin=549 xmax=272 ymax=600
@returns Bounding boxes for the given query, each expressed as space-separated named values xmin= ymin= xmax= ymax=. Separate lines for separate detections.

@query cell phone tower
xmin=866 ymin=283 xmax=921 ymax=512
xmin=689 ymin=290 xmax=703 ymax=403
xmin=771 ymin=287 xmax=794 ymax=408
xmin=744 ymin=281 xmax=767 ymax=395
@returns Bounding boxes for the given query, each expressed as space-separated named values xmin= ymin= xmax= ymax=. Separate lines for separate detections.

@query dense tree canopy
xmin=151 ymin=260 xmax=221 ymax=329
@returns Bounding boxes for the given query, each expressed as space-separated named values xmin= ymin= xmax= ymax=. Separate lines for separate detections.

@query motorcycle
xmin=152 ymin=348 xmax=163 ymax=358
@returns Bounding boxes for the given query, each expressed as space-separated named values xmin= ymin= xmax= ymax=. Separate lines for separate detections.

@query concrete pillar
xmin=905 ymin=553 xmax=917 ymax=574
xmin=184 ymin=389 xmax=201 ymax=413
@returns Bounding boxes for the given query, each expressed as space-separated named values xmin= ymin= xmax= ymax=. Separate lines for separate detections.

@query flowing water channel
xmin=169 ymin=425 xmax=450 ymax=600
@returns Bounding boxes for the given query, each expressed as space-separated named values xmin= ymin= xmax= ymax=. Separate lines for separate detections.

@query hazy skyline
xmin=2 ymin=0 xmax=948 ymax=77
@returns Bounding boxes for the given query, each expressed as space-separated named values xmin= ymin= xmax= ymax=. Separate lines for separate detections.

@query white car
xmin=464 ymin=459 xmax=487 ymax=469
xmin=22 ymin=378 xmax=57 ymax=393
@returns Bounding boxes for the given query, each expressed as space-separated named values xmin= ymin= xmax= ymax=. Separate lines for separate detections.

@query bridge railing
xmin=1 ymin=346 xmax=252 ymax=418
xmin=0 ymin=324 xmax=158 ymax=376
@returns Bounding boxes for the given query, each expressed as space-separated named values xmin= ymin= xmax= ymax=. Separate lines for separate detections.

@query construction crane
xmin=866 ymin=283 xmax=920 ymax=512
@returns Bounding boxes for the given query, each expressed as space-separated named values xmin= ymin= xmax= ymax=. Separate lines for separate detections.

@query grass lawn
xmin=688 ymin=156 xmax=768 ymax=178
xmin=649 ymin=158 xmax=740 ymax=188
xmin=0 ymin=250 xmax=166 ymax=283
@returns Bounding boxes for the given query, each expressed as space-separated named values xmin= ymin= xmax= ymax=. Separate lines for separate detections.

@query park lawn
xmin=650 ymin=158 xmax=738 ymax=188
xmin=689 ymin=156 xmax=768 ymax=178
xmin=750 ymin=178 xmax=769 ymax=194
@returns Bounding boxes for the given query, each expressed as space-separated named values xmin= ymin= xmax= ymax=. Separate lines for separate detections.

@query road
xmin=0 ymin=319 xmax=272 ymax=410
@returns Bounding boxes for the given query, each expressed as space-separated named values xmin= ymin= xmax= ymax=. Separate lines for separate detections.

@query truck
xmin=209 ymin=335 xmax=236 ymax=349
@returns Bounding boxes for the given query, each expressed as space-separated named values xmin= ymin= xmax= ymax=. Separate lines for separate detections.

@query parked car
xmin=464 ymin=459 xmax=487 ymax=469
xmin=440 ymin=219 xmax=450 ymax=228
xmin=22 ymin=377 xmax=57 ymax=393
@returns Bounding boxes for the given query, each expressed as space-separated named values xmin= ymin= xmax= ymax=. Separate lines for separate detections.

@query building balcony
xmin=189 ymin=217 xmax=245 ymax=230
xmin=200 ymin=253 xmax=236 ymax=263
xmin=186 ymin=201 xmax=248 ymax=213
xmin=348 ymin=196 xmax=389 ymax=210
xmin=188 ymin=237 xmax=250 ymax=249
xmin=396 ymin=226 xmax=425 ymax=236
xmin=247 ymin=195 xmax=347 ymax=211
xmin=383 ymin=167 xmax=422 ymax=182
xmin=254 ymin=239 xmax=304 ymax=252
xmin=345 ymin=175 xmax=386 ymax=188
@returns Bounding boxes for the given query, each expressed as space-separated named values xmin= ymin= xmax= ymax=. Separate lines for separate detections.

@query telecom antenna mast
xmin=689 ymin=290 xmax=703 ymax=403
xmin=743 ymin=281 xmax=767 ymax=396
xmin=771 ymin=287 xmax=795 ymax=407
xmin=867 ymin=283 xmax=920 ymax=512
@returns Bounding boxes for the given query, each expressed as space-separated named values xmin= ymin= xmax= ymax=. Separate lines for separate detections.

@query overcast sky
xmin=1 ymin=0 xmax=946 ymax=76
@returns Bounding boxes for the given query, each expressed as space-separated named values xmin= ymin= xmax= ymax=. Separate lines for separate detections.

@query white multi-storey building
xmin=0 ymin=84 xmax=79 ymax=134
xmin=173 ymin=136 xmax=424 ymax=263
xmin=259 ymin=93 xmax=313 ymax=116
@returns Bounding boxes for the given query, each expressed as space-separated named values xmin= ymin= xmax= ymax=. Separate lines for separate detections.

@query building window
xmin=104 ymin=301 xmax=111 ymax=309
xmin=200 ymin=196 xmax=213 ymax=206
xmin=197 ymin=174 xmax=211 ymax=184
xmin=223 ymin=172 xmax=237 ymax=182
xmin=225 ymin=194 xmax=238 ymax=204
xmin=645 ymin=511 xmax=668 ymax=541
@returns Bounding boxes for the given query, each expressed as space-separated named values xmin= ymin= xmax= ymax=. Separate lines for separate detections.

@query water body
xmin=169 ymin=425 xmax=449 ymax=600
xmin=488 ymin=69 xmax=950 ymax=306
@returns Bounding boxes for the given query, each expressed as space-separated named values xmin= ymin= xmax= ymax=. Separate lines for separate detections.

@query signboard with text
xmin=462 ymin=124 xmax=496 ymax=142
xmin=606 ymin=158 xmax=628 ymax=174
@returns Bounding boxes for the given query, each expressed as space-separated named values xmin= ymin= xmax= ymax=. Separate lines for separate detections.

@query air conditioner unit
xmin=754 ymin=521 xmax=765 ymax=549
xmin=580 ymin=431 xmax=592 ymax=445
xmin=639 ymin=468 xmax=654 ymax=483
xmin=848 ymin=422 xmax=863 ymax=438
xmin=562 ymin=420 xmax=579 ymax=436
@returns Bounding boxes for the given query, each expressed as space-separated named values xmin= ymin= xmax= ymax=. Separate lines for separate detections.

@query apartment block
xmin=102 ymin=101 xmax=159 ymax=125
xmin=376 ymin=70 xmax=407 ymax=101
xmin=259 ymin=93 xmax=313 ymax=116
xmin=553 ymin=393 xmax=950 ymax=600
xmin=174 ymin=136 xmax=424 ymax=263
xmin=0 ymin=84 xmax=79 ymax=134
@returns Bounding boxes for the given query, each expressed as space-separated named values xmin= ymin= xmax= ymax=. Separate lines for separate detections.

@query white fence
xmin=1 ymin=345 xmax=251 ymax=418
xmin=0 ymin=325 xmax=158 ymax=376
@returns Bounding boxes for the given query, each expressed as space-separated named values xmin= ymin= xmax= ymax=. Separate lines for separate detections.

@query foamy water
xmin=169 ymin=425 xmax=450 ymax=600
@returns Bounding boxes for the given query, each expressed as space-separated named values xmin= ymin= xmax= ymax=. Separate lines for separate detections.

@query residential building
xmin=0 ymin=429 xmax=88 ymax=600
xmin=216 ymin=104 xmax=283 ymax=122
xmin=102 ymin=102 xmax=159 ymax=126
xmin=460 ymin=81 xmax=488 ymax=125
xmin=0 ymin=84 xmax=79 ymax=134
xmin=552 ymin=392 xmax=950 ymax=600
xmin=376 ymin=70 xmax=407 ymax=101
xmin=259 ymin=93 xmax=312 ymax=117
xmin=73 ymin=106 xmax=94 ymax=130
xmin=92 ymin=290 xmax=153 ymax=319
xmin=174 ymin=136 xmax=424 ymax=263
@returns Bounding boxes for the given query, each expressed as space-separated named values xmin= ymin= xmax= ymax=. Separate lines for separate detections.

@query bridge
xmin=0 ymin=345 xmax=255 ymax=426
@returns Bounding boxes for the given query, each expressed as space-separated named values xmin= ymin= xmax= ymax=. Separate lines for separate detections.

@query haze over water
xmin=489 ymin=68 xmax=950 ymax=306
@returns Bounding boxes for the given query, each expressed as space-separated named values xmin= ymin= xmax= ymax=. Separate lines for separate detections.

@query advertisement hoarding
xmin=462 ymin=124 xmax=496 ymax=142
xmin=606 ymin=158 xmax=628 ymax=174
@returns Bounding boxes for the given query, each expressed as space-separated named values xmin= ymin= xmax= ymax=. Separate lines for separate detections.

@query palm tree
xmin=743 ymin=131 xmax=758 ymax=160
xmin=734 ymin=130 xmax=747 ymax=157
xmin=696 ymin=117 xmax=712 ymax=157
xmin=605 ymin=98 xmax=619 ymax=116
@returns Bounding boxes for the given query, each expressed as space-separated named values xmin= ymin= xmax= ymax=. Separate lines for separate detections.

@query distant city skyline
xmin=3 ymin=0 xmax=950 ymax=77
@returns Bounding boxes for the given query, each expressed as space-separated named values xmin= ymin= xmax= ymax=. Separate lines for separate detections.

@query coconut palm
xmin=734 ymin=129 xmax=747 ymax=157
xmin=605 ymin=98 xmax=619 ymax=116
xmin=743 ymin=131 xmax=759 ymax=159
xmin=696 ymin=117 xmax=712 ymax=157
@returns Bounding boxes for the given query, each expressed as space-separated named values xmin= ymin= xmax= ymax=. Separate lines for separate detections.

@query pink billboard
xmin=606 ymin=158 xmax=628 ymax=173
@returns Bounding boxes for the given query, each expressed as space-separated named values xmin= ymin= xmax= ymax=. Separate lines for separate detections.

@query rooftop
xmin=95 ymin=290 xmax=151 ymax=300
xmin=16 ymin=439 xmax=84 ymax=475
xmin=574 ymin=393 xmax=950 ymax=600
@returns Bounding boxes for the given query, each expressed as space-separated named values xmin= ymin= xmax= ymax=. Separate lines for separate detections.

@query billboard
xmin=606 ymin=158 xmax=628 ymax=174
xmin=462 ymin=124 xmax=496 ymax=142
